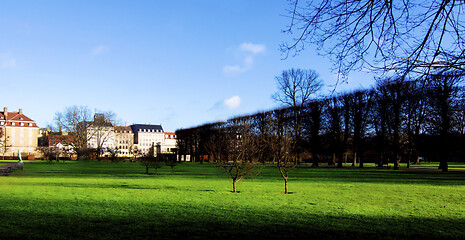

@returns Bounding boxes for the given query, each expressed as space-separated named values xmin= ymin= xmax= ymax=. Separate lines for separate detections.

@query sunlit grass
xmin=1 ymin=161 xmax=464 ymax=239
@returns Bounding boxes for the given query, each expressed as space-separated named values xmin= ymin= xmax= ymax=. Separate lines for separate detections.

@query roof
xmin=0 ymin=109 xmax=39 ymax=128
xmin=114 ymin=126 xmax=133 ymax=133
xmin=130 ymin=124 xmax=164 ymax=132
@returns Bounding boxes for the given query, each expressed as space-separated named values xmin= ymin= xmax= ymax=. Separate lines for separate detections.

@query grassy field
xmin=1 ymin=161 xmax=465 ymax=239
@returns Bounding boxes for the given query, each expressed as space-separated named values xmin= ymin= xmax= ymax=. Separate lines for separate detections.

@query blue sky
xmin=0 ymin=0 xmax=374 ymax=132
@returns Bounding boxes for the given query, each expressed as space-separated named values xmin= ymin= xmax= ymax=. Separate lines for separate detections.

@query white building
xmin=114 ymin=126 xmax=134 ymax=157
xmin=162 ymin=132 xmax=177 ymax=153
xmin=130 ymin=124 xmax=164 ymax=155
xmin=86 ymin=113 xmax=115 ymax=156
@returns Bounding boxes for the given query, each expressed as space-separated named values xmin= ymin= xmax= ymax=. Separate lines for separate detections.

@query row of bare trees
xmin=176 ymin=70 xmax=465 ymax=192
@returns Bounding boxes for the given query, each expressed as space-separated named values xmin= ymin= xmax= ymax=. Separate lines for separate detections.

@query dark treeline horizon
xmin=176 ymin=71 xmax=465 ymax=172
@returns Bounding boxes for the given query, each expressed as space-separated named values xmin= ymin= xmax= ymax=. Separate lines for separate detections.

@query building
xmin=114 ymin=126 xmax=134 ymax=157
xmin=86 ymin=113 xmax=115 ymax=156
xmin=162 ymin=132 xmax=177 ymax=153
xmin=130 ymin=124 xmax=164 ymax=155
xmin=0 ymin=107 xmax=39 ymax=157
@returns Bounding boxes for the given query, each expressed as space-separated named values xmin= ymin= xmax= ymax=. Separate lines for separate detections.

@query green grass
xmin=1 ymin=161 xmax=465 ymax=239
xmin=0 ymin=160 xmax=23 ymax=163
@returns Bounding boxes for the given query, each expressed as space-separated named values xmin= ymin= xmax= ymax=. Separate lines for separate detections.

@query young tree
xmin=282 ymin=1 xmax=465 ymax=78
xmin=270 ymin=109 xmax=297 ymax=194
xmin=208 ymin=118 xmax=263 ymax=193
xmin=139 ymin=146 xmax=163 ymax=175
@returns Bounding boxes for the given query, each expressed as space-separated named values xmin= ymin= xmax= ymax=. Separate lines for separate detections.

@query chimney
xmin=3 ymin=107 xmax=7 ymax=118
xmin=19 ymin=108 xmax=22 ymax=114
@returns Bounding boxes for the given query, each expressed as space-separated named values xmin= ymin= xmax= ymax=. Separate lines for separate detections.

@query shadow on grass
xmin=0 ymin=201 xmax=463 ymax=240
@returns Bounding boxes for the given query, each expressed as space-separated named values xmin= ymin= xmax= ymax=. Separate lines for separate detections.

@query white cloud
xmin=224 ymin=96 xmax=241 ymax=109
xmin=222 ymin=65 xmax=244 ymax=74
xmin=223 ymin=42 xmax=266 ymax=75
xmin=240 ymin=42 xmax=266 ymax=54
xmin=90 ymin=45 xmax=110 ymax=57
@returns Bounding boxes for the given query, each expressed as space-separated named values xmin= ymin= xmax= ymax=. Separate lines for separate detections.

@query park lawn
xmin=0 ymin=160 xmax=23 ymax=163
xmin=1 ymin=161 xmax=465 ymax=239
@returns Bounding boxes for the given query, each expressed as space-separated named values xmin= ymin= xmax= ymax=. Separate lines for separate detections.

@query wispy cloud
xmin=90 ymin=45 xmax=110 ymax=57
xmin=240 ymin=42 xmax=266 ymax=55
xmin=222 ymin=65 xmax=244 ymax=74
xmin=209 ymin=95 xmax=242 ymax=111
xmin=223 ymin=42 xmax=266 ymax=75
xmin=224 ymin=96 xmax=241 ymax=109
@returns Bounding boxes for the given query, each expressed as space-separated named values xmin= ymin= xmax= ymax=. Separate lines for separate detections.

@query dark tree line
xmin=177 ymin=71 xmax=465 ymax=172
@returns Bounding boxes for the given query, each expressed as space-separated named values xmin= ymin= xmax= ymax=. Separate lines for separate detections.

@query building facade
xmin=130 ymin=124 xmax=164 ymax=155
xmin=114 ymin=126 xmax=134 ymax=157
xmin=162 ymin=132 xmax=177 ymax=153
xmin=86 ymin=113 xmax=115 ymax=156
xmin=0 ymin=107 xmax=39 ymax=157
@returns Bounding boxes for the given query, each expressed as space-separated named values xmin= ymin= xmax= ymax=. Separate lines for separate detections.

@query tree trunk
xmin=393 ymin=154 xmax=399 ymax=170
xmin=352 ymin=152 xmax=357 ymax=167
xmin=439 ymin=159 xmax=449 ymax=172
xmin=337 ymin=152 xmax=343 ymax=168
xmin=415 ymin=154 xmax=421 ymax=165
xmin=232 ymin=180 xmax=237 ymax=193
xmin=284 ymin=177 xmax=288 ymax=194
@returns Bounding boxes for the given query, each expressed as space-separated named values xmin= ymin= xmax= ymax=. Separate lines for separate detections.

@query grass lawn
xmin=1 ymin=161 xmax=465 ymax=239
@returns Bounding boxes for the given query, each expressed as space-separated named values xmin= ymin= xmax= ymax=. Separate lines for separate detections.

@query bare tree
xmin=269 ymin=109 xmax=297 ymax=194
xmin=426 ymin=70 xmax=464 ymax=171
xmin=87 ymin=113 xmax=116 ymax=160
xmin=139 ymin=146 xmax=163 ymax=175
xmin=55 ymin=106 xmax=93 ymax=160
xmin=37 ymin=146 xmax=61 ymax=163
xmin=55 ymin=106 xmax=117 ymax=160
xmin=273 ymin=68 xmax=323 ymax=160
xmin=273 ymin=68 xmax=323 ymax=108
xmin=282 ymin=1 xmax=465 ymax=78
xmin=208 ymin=118 xmax=263 ymax=193
xmin=0 ymin=128 xmax=8 ymax=160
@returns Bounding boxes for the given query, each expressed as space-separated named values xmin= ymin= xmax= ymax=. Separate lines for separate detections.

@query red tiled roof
xmin=0 ymin=110 xmax=39 ymax=128
xmin=164 ymin=132 xmax=176 ymax=139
